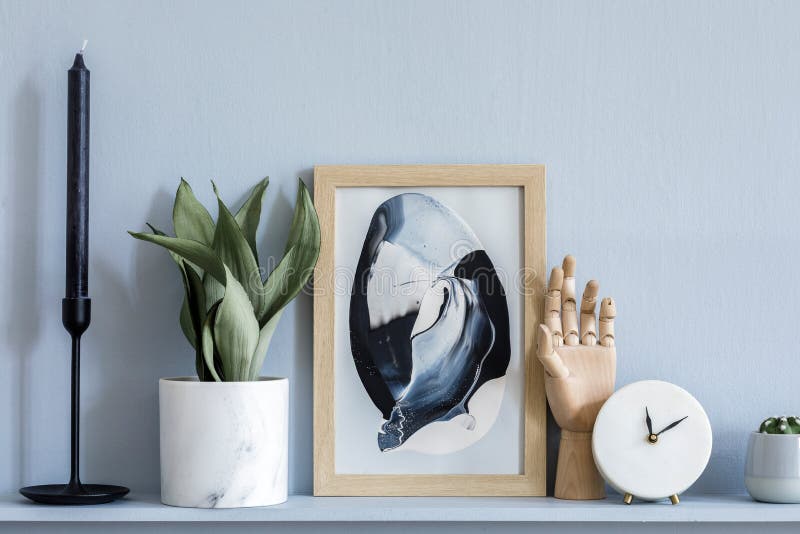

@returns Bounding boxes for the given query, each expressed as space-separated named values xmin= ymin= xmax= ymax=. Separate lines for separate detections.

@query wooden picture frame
xmin=313 ymin=165 xmax=546 ymax=496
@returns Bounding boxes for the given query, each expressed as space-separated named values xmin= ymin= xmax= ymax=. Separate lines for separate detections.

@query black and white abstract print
xmin=349 ymin=193 xmax=510 ymax=453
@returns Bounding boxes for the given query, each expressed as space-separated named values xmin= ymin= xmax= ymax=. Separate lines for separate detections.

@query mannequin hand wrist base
xmin=554 ymin=430 xmax=606 ymax=500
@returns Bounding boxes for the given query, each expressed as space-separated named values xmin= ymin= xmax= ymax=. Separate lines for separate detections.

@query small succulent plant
xmin=129 ymin=177 xmax=320 ymax=381
xmin=759 ymin=416 xmax=800 ymax=434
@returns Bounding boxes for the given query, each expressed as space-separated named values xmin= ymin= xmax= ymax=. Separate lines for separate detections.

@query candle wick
xmin=79 ymin=40 xmax=88 ymax=54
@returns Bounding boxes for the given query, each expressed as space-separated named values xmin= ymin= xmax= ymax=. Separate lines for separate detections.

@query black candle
xmin=66 ymin=42 xmax=90 ymax=298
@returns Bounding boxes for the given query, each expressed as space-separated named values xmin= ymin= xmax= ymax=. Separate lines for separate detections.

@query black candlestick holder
xmin=19 ymin=298 xmax=129 ymax=505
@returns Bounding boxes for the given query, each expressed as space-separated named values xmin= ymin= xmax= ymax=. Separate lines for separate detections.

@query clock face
xmin=592 ymin=380 xmax=712 ymax=501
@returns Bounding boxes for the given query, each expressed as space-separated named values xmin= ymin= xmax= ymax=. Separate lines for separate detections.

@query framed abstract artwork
xmin=313 ymin=165 xmax=546 ymax=496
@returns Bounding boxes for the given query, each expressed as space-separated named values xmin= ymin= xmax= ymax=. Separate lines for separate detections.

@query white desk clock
xmin=592 ymin=380 xmax=712 ymax=504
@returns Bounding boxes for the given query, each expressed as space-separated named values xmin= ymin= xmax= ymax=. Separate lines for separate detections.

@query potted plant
xmin=745 ymin=416 xmax=800 ymax=503
xmin=130 ymin=177 xmax=319 ymax=508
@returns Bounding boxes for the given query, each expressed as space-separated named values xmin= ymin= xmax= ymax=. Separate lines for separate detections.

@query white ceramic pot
xmin=745 ymin=432 xmax=800 ymax=503
xmin=159 ymin=377 xmax=288 ymax=508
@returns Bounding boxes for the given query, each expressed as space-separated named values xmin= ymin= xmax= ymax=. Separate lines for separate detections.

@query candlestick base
xmin=19 ymin=484 xmax=129 ymax=505
xmin=19 ymin=297 xmax=129 ymax=505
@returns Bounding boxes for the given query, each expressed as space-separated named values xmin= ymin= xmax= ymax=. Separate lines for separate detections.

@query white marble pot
xmin=745 ymin=432 xmax=800 ymax=503
xmin=159 ymin=377 xmax=288 ymax=508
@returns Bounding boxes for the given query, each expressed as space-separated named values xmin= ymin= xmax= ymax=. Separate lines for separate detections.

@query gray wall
xmin=1 ymin=0 xmax=796 ymax=504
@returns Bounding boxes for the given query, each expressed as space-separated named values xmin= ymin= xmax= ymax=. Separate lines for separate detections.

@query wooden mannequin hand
xmin=537 ymin=255 xmax=617 ymax=499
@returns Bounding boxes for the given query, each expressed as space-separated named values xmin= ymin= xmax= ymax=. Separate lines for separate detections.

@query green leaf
xmin=145 ymin=222 xmax=165 ymax=235
xmin=136 ymin=224 xmax=215 ymax=379
xmin=146 ymin=223 xmax=183 ymax=267
xmin=128 ymin=232 xmax=227 ymax=285
xmin=210 ymin=182 xmax=268 ymax=320
xmin=234 ymin=177 xmax=269 ymax=261
xmin=261 ymin=245 xmax=297 ymax=322
xmin=213 ymin=266 xmax=260 ymax=381
xmin=202 ymin=273 xmax=226 ymax=316
xmin=173 ymin=178 xmax=215 ymax=245
xmin=261 ymin=179 xmax=320 ymax=322
xmin=284 ymin=179 xmax=320 ymax=258
xmin=145 ymin=223 xmax=205 ymax=350
xmin=201 ymin=302 xmax=223 ymax=382
xmin=178 ymin=263 xmax=205 ymax=349
xmin=180 ymin=299 xmax=195 ymax=348
xmin=247 ymin=308 xmax=284 ymax=380
xmin=130 ymin=231 xmax=229 ymax=331
xmin=184 ymin=263 xmax=206 ymax=349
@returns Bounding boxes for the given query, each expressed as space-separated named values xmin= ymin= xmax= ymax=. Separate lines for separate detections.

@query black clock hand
xmin=645 ymin=407 xmax=653 ymax=435
xmin=656 ymin=416 xmax=688 ymax=436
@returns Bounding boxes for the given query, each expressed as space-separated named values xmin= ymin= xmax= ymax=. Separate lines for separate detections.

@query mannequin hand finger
xmin=599 ymin=297 xmax=616 ymax=347
xmin=561 ymin=255 xmax=579 ymax=345
xmin=580 ymin=280 xmax=599 ymax=345
xmin=537 ymin=324 xmax=569 ymax=378
xmin=544 ymin=266 xmax=564 ymax=346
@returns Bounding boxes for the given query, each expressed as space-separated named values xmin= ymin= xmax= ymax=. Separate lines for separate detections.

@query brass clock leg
xmin=623 ymin=493 xmax=633 ymax=505
xmin=669 ymin=494 xmax=680 ymax=505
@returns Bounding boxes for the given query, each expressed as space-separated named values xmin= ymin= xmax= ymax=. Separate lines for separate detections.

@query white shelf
xmin=1 ymin=493 xmax=799 ymax=523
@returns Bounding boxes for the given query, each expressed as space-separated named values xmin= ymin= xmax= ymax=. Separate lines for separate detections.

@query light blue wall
xmin=1 ymin=0 xmax=797 ymax=501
